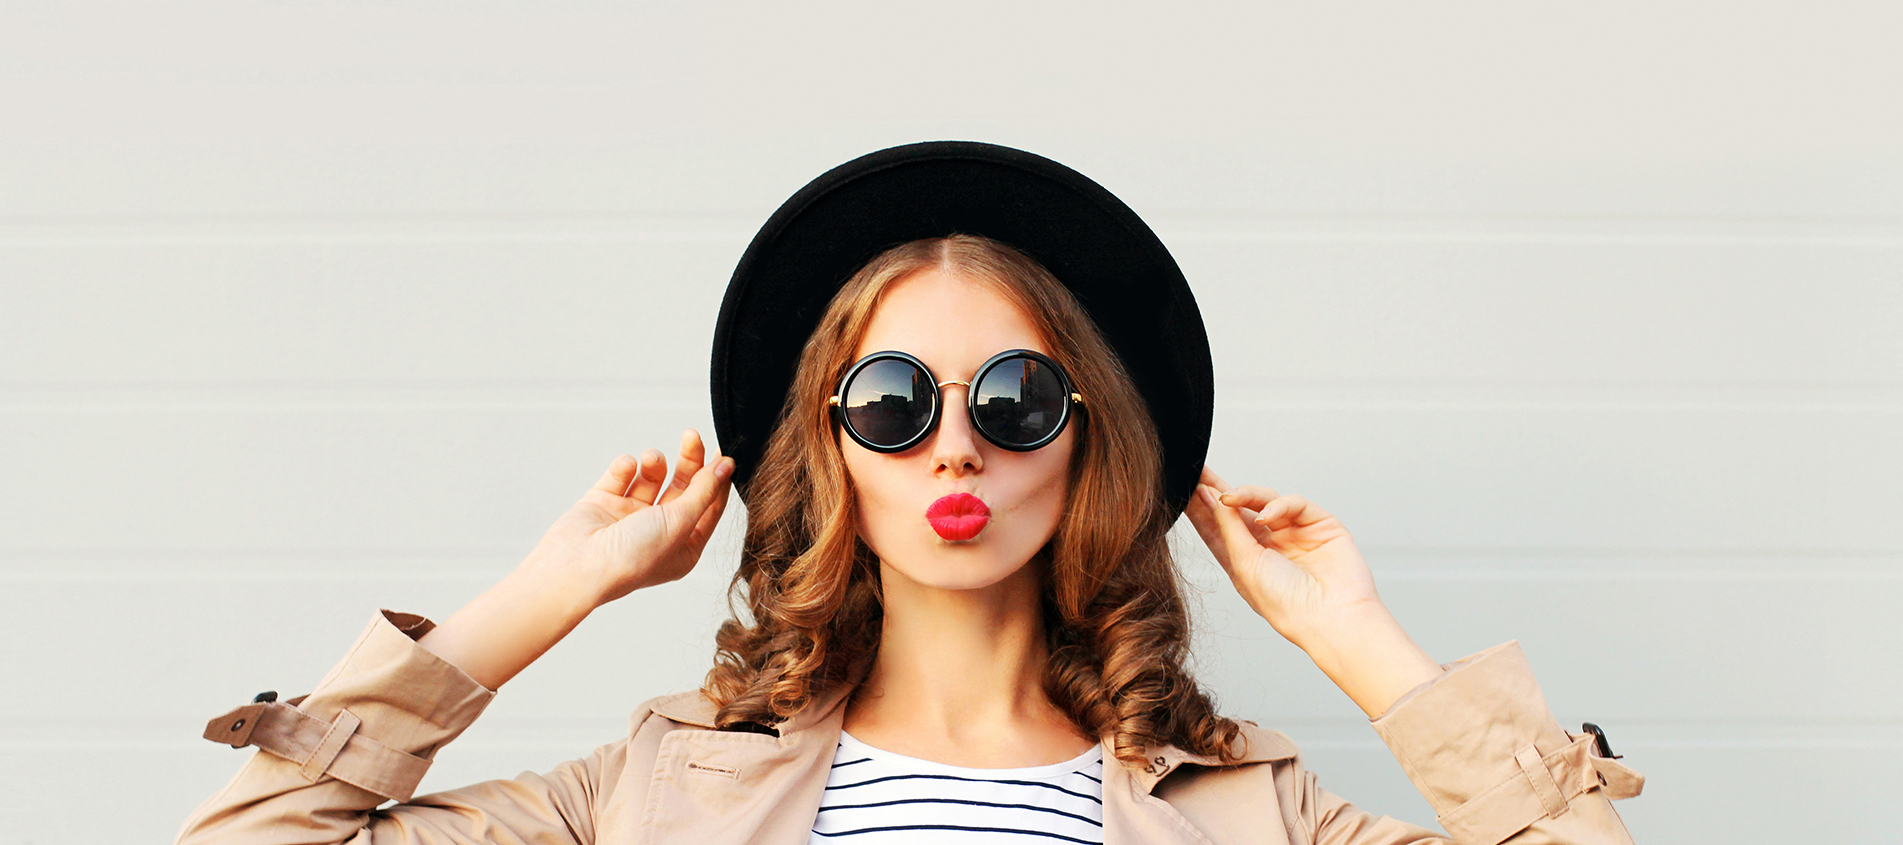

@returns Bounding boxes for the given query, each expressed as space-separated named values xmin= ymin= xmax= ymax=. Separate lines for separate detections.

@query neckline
xmin=838 ymin=731 xmax=1102 ymax=780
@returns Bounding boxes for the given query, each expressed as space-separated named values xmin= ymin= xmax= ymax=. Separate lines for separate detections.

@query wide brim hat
xmin=711 ymin=141 xmax=1213 ymax=515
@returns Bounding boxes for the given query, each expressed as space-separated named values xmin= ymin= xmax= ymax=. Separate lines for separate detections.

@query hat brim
xmin=712 ymin=141 xmax=1212 ymax=515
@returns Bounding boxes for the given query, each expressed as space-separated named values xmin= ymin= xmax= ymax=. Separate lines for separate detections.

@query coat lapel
xmin=1101 ymin=750 xmax=1218 ymax=845
xmin=640 ymin=687 xmax=852 ymax=845
xmin=1106 ymin=724 xmax=1303 ymax=845
xmin=638 ymin=690 xmax=1299 ymax=845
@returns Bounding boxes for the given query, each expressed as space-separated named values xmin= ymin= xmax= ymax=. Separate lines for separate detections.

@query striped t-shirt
xmin=808 ymin=731 xmax=1105 ymax=844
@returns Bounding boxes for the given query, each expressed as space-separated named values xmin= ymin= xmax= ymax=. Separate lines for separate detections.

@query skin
xmin=415 ymin=431 xmax=735 ymax=692
xmin=415 ymin=266 xmax=1441 ymax=772
xmin=838 ymin=268 xmax=1085 ymax=766
xmin=1185 ymin=469 xmax=1442 ymax=722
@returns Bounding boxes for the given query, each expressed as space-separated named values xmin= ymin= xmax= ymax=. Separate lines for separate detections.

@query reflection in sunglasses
xmin=834 ymin=350 xmax=1078 ymax=452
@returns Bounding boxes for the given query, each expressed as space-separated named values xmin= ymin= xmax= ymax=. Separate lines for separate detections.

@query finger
xmin=1216 ymin=484 xmax=1283 ymax=513
xmin=1199 ymin=466 xmax=1233 ymax=493
xmin=1184 ymin=483 xmax=1232 ymax=568
xmin=1211 ymin=484 xmax=1280 ymax=546
xmin=659 ymin=429 xmax=707 ymax=505
xmin=1190 ymin=483 xmax=1273 ymax=564
xmin=1196 ymin=484 xmax=1268 ymax=575
xmin=687 ymin=457 xmax=734 ymax=543
xmin=622 ymin=449 xmax=669 ymax=504
xmin=591 ymin=454 xmax=641 ymax=497
xmin=1253 ymin=494 xmax=1337 ymax=530
xmin=662 ymin=456 xmax=735 ymax=543
xmin=1251 ymin=496 xmax=1289 ymax=529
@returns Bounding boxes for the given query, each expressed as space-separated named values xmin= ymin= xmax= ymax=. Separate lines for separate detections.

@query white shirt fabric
xmin=807 ymin=731 xmax=1106 ymax=844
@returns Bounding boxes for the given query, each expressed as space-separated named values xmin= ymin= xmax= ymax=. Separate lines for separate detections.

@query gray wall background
xmin=3 ymin=2 xmax=1898 ymax=843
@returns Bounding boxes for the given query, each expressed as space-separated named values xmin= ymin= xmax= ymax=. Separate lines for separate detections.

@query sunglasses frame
xmin=829 ymin=348 xmax=1084 ymax=454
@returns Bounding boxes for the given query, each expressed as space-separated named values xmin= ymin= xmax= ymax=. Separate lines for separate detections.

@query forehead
xmin=854 ymin=268 xmax=1049 ymax=364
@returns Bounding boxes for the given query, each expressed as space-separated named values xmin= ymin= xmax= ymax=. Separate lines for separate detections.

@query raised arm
xmin=179 ymin=431 xmax=734 ymax=845
xmin=1184 ymin=466 xmax=1437 ymax=718
xmin=417 ymin=429 xmax=734 ymax=689
xmin=1184 ymin=466 xmax=1642 ymax=845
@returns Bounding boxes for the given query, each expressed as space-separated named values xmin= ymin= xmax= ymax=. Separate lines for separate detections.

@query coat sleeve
xmin=1295 ymin=641 xmax=1643 ymax=845
xmin=176 ymin=610 xmax=620 ymax=845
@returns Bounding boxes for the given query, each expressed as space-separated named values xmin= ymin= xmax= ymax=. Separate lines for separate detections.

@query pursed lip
xmin=925 ymin=492 xmax=990 ymax=541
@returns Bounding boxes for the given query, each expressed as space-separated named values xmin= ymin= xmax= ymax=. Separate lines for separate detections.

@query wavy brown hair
xmin=703 ymin=235 xmax=1241 ymax=766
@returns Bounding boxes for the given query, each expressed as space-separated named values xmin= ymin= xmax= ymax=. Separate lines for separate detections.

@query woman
xmin=180 ymin=143 xmax=1642 ymax=844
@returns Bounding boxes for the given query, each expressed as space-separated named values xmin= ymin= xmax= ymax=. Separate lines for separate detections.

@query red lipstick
xmin=926 ymin=493 xmax=990 ymax=541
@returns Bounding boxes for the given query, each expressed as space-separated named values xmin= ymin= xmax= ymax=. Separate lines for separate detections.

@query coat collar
xmin=1123 ymin=721 xmax=1300 ymax=793
xmin=647 ymin=688 xmax=723 ymax=728
xmin=646 ymin=685 xmax=1298 ymax=794
xmin=646 ymin=683 xmax=856 ymax=735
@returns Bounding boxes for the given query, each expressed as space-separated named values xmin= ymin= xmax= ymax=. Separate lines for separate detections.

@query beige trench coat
xmin=179 ymin=611 xmax=1643 ymax=845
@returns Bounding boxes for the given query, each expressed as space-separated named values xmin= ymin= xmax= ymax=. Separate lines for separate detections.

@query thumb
xmin=1197 ymin=485 xmax=1263 ymax=574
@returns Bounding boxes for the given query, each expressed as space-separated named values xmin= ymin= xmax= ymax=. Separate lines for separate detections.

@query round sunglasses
xmin=829 ymin=349 xmax=1084 ymax=453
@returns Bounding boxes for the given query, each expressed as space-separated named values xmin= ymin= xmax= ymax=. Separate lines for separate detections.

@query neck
xmin=844 ymin=558 xmax=1091 ymax=767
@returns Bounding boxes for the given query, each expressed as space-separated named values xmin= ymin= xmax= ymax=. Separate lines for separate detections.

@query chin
xmin=874 ymin=538 xmax=1043 ymax=594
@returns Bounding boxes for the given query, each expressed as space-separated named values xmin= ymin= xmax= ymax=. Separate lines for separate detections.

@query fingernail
xmin=715 ymin=458 xmax=734 ymax=480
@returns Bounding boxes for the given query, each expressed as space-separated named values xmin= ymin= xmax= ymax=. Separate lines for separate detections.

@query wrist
xmin=1283 ymin=599 xmax=1397 ymax=655
xmin=512 ymin=547 xmax=611 ymax=623
xmin=1292 ymin=601 xmax=1442 ymax=719
xmin=416 ymin=563 xmax=595 ymax=691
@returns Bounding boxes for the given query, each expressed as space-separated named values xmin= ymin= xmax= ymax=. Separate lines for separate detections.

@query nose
xmin=928 ymin=383 xmax=984 ymax=477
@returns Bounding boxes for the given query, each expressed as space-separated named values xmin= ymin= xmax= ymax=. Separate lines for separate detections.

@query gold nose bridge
xmin=829 ymin=371 xmax=1084 ymax=410
xmin=828 ymin=379 xmax=968 ymax=409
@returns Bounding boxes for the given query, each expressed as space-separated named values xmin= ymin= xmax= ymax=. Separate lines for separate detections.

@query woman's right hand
xmin=527 ymin=429 xmax=736 ymax=609
xmin=417 ymin=430 xmax=733 ymax=689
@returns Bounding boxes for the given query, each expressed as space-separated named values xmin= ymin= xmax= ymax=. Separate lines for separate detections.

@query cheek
xmin=841 ymin=449 xmax=901 ymax=543
xmin=1009 ymin=444 xmax=1075 ymax=530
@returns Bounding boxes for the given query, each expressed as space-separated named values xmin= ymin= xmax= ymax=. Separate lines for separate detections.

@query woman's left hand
xmin=1185 ymin=467 xmax=1382 ymax=645
xmin=1186 ymin=466 xmax=1441 ymax=717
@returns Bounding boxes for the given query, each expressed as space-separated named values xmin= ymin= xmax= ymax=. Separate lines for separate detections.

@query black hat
xmin=711 ymin=141 xmax=1213 ymax=515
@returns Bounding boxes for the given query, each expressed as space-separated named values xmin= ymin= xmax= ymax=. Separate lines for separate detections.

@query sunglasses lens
xmin=842 ymin=357 xmax=935 ymax=448
xmin=973 ymin=355 xmax=1070 ymax=447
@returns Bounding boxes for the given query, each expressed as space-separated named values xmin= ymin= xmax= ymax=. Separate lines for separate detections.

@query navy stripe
xmin=822 ymin=773 xmax=1102 ymax=804
xmin=1076 ymin=771 xmax=1102 ymax=784
xmin=814 ymin=796 xmax=1102 ymax=827
xmin=830 ymin=757 xmax=873 ymax=769
xmin=812 ymin=823 xmax=1097 ymax=844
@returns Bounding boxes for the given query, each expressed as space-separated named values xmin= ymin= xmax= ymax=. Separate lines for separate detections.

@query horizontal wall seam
xmin=3 ymin=231 xmax=1900 ymax=248
xmin=6 ymin=570 xmax=1899 ymax=584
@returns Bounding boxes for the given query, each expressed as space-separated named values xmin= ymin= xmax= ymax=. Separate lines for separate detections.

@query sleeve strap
xmin=203 ymin=698 xmax=432 ymax=802
xmin=1436 ymin=733 xmax=1646 ymax=845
